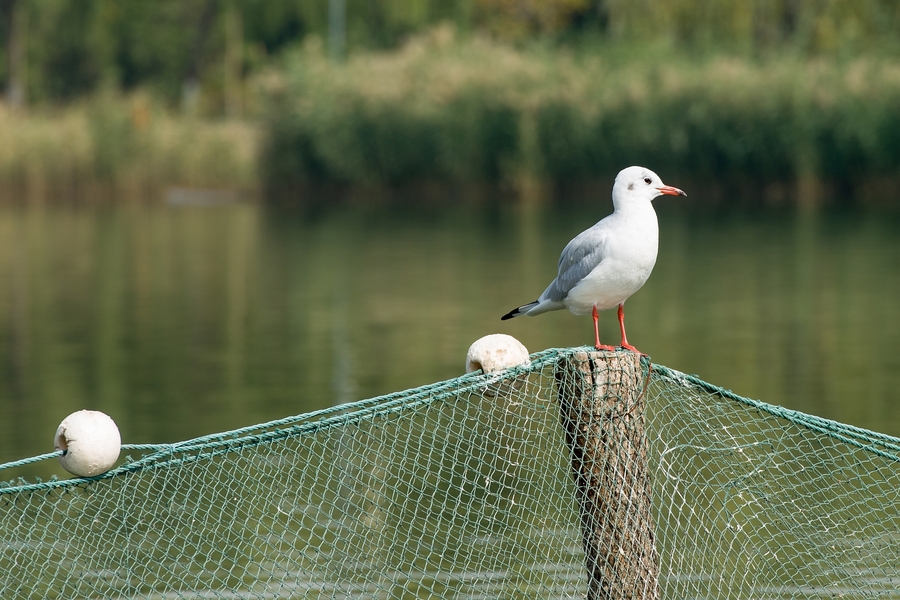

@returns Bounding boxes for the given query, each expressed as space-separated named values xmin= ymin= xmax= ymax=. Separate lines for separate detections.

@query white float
xmin=54 ymin=410 xmax=121 ymax=477
xmin=465 ymin=333 xmax=530 ymax=374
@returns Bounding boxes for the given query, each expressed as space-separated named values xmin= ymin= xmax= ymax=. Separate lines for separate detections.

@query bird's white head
xmin=611 ymin=166 xmax=686 ymax=210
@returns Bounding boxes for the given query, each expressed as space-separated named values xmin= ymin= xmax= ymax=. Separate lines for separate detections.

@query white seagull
xmin=501 ymin=166 xmax=685 ymax=353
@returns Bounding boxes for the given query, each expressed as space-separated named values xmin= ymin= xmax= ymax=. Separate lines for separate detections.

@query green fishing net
xmin=1 ymin=348 xmax=898 ymax=599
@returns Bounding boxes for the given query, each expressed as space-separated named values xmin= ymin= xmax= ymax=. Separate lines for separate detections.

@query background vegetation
xmin=265 ymin=35 xmax=900 ymax=205
xmin=0 ymin=97 xmax=257 ymax=202
xmin=1 ymin=0 xmax=900 ymax=204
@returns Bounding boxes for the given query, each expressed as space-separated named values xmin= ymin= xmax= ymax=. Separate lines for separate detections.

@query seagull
xmin=501 ymin=166 xmax=685 ymax=353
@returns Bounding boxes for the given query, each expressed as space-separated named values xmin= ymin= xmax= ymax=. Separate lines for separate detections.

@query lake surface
xmin=0 ymin=197 xmax=898 ymax=478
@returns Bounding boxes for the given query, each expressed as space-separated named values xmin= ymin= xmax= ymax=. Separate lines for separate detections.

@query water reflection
xmin=0 ymin=199 xmax=898 ymax=478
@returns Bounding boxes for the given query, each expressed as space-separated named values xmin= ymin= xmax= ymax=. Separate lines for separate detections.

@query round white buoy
xmin=465 ymin=334 xmax=530 ymax=374
xmin=54 ymin=410 xmax=121 ymax=477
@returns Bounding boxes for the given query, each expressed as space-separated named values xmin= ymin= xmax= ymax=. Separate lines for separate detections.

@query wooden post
xmin=555 ymin=350 xmax=660 ymax=600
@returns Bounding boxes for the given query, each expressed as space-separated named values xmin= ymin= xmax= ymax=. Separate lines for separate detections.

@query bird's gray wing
xmin=540 ymin=226 xmax=608 ymax=302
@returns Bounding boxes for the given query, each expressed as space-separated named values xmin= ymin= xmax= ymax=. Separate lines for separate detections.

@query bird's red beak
xmin=656 ymin=185 xmax=686 ymax=197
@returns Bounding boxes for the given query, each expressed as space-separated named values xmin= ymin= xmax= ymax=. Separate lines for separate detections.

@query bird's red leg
xmin=593 ymin=306 xmax=616 ymax=351
xmin=617 ymin=304 xmax=642 ymax=353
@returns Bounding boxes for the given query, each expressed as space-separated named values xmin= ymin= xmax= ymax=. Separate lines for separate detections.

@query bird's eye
xmin=643 ymin=177 xmax=652 ymax=185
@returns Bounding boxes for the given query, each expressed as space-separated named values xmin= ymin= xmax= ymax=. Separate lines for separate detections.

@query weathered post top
xmin=555 ymin=350 xmax=659 ymax=600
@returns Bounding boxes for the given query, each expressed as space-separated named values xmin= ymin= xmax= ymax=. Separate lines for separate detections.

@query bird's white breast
xmin=564 ymin=208 xmax=659 ymax=315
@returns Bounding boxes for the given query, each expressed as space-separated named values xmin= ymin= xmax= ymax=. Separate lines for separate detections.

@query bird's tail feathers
xmin=501 ymin=301 xmax=539 ymax=320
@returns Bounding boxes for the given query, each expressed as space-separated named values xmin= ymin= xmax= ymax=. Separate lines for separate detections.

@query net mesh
xmin=2 ymin=347 xmax=900 ymax=599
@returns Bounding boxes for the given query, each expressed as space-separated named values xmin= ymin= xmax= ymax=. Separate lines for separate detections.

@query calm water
xmin=0 ymin=198 xmax=899 ymax=478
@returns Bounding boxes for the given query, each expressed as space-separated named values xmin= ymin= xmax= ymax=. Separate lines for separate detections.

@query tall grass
xmin=263 ymin=31 xmax=900 ymax=205
xmin=0 ymin=95 xmax=259 ymax=204
xmin=6 ymin=33 xmax=900 ymax=206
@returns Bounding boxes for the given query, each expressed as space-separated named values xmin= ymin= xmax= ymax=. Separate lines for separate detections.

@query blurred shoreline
xmin=3 ymin=40 xmax=900 ymax=207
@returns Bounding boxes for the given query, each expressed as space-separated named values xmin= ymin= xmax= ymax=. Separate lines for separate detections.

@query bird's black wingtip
xmin=501 ymin=301 xmax=535 ymax=320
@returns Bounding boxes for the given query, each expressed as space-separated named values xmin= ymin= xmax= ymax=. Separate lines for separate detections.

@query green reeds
xmin=0 ymin=95 xmax=258 ymax=204
xmin=263 ymin=33 xmax=900 ymax=204
xmin=5 ymin=34 xmax=900 ymax=206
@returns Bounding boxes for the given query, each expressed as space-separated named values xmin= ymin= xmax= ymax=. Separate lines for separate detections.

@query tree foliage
xmin=1 ymin=0 xmax=899 ymax=107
